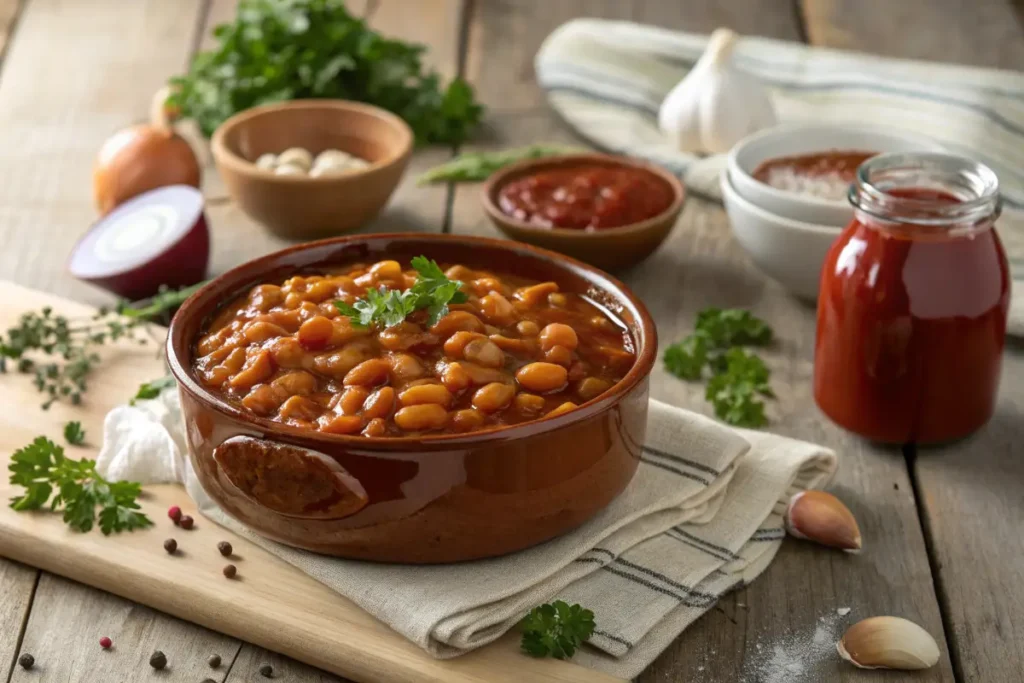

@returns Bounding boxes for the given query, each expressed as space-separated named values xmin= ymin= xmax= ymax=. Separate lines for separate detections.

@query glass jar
xmin=814 ymin=153 xmax=1010 ymax=444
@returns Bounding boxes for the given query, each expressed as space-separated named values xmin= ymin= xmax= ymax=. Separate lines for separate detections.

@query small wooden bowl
xmin=481 ymin=153 xmax=686 ymax=271
xmin=211 ymin=100 xmax=413 ymax=240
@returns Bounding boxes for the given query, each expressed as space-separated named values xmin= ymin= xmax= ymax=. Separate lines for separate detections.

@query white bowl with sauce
xmin=727 ymin=124 xmax=946 ymax=226
xmin=721 ymin=170 xmax=840 ymax=301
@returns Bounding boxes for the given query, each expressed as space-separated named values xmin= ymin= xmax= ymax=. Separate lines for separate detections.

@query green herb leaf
xmin=170 ymin=0 xmax=483 ymax=145
xmin=520 ymin=600 xmax=596 ymax=660
xmin=333 ymin=257 xmax=466 ymax=330
xmin=8 ymin=436 xmax=151 ymax=534
xmin=662 ymin=308 xmax=775 ymax=428
xmin=705 ymin=348 xmax=773 ymax=428
xmin=63 ymin=421 xmax=86 ymax=445
xmin=417 ymin=144 xmax=586 ymax=184
xmin=131 ymin=375 xmax=177 ymax=405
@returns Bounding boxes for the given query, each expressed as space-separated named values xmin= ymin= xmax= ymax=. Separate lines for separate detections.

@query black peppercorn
xmin=149 ymin=650 xmax=167 ymax=670
xmin=207 ymin=653 xmax=222 ymax=668
xmin=223 ymin=564 xmax=237 ymax=579
xmin=179 ymin=515 xmax=194 ymax=530
xmin=259 ymin=663 xmax=274 ymax=677
xmin=217 ymin=541 xmax=233 ymax=557
xmin=18 ymin=653 xmax=34 ymax=669
xmin=163 ymin=538 xmax=177 ymax=554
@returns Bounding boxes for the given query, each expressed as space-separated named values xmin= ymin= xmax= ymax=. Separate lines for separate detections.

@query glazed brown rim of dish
xmin=210 ymin=99 xmax=415 ymax=183
xmin=481 ymin=152 xmax=686 ymax=237
xmin=166 ymin=233 xmax=657 ymax=450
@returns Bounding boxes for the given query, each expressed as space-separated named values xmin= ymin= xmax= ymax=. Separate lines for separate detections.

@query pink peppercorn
xmin=99 ymin=636 xmax=112 ymax=649
xmin=168 ymin=506 xmax=182 ymax=524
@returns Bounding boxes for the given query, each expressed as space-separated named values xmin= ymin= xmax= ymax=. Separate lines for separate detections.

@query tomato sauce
xmin=814 ymin=186 xmax=1010 ymax=444
xmin=753 ymin=150 xmax=877 ymax=201
xmin=497 ymin=164 xmax=675 ymax=230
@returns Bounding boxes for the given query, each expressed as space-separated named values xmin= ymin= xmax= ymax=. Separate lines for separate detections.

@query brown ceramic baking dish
xmin=166 ymin=234 xmax=656 ymax=563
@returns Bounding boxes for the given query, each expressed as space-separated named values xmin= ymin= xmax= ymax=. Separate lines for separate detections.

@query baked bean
xmin=279 ymin=395 xmax=322 ymax=421
xmin=440 ymin=362 xmax=472 ymax=392
xmin=318 ymin=413 xmax=364 ymax=435
xmin=242 ymin=384 xmax=283 ymax=415
xmin=244 ymin=321 xmax=289 ymax=343
xmin=546 ymin=401 xmax=578 ymax=417
xmin=516 ymin=362 xmax=568 ymax=393
xmin=271 ymin=370 xmax=318 ymax=396
xmin=461 ymin=361 xmax=510 ymax=386
xmin=387 ymin=353 xmax=425 ymax=382
xmin=362 ymin=387 xmax=395 ymax=419
xmin=395 ymin=404 xmax=449 ymax=431
xmin=514 ymin=393 xmax=545 ymax=416
xmin=539 ymin=323 xmax=578 ymax=351
xmin=248 ymin=284 xmax=283 ymax=311
xmin=267 ymin=337 xmax=309 ymax=369
xmin=516 ymin=320 xmax=540 ymax=336
xmin=363 ymin=417 xmax=387 ymax=437
xmin=490 ymin=334 xmax=533 ymax=354
xmin=443 ymin=331 xmax=487 ymax=358
xmin=339 ymin=387 xmax=371 ymax=415
xmin=451 ymin=408 xmax=486 ymax=432
xmin=399 ymin=383 xmax=453 ymax=407
xmin=479 ymin=292 xmax=515 ymax=325
xmin=577 ymin=377 xmax=612 ymax=401
xmin=514 ymin=282 xmax=558 ymax=306
xmin=344 ymin=359 xmax=391 ymax=387
xmin=430 ymin=310 xmax=484 ymax=336
xmin=472 ymin=382 xmax=515 ymax=412
xmin=298 ymin=316 xmax=335 ymax=350
xmin=229 ymin=350 xmax=275 ymax=390
xmin=544 ymin=345 xmax=573 ymax=367
xmin=196 ymin=259 xmax=634 ymax=437
xmin=463 ymin=338 xmax=504 ymax=368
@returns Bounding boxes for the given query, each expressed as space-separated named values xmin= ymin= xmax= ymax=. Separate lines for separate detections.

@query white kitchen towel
xmin=97 ymin=389 xmax=836 ymax=680
xmin=535 ymin=19 xmax=1024 ymax=336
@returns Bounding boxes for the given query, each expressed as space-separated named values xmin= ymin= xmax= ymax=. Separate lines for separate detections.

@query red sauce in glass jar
xmin=814 ymin=154 xmax=1010 ymax=444
xmin=497 ymin=164 xmax=675 ymax=230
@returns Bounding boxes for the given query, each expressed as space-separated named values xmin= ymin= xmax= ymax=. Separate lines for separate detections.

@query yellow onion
xmin=93 ymin=86 xmax=200 ymax=215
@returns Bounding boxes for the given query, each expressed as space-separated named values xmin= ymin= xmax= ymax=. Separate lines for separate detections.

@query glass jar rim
xmin=849 ymin=152 xmax=1001 ymax=228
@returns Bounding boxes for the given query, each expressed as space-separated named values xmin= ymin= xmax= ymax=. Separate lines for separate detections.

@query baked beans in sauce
xmin=193 ymin=260 xmax=636 ymax=437
xmin=497 ymin=164 xmax=675 ymax=230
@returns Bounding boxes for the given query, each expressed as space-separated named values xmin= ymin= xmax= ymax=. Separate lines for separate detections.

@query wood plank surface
xmin=0 ymin=282 xmax=622 ymax=683
xmin=456 ymin=2 xmax=955 ymax=681
xmin=800 ymin=2 xmax=1024 ymax=681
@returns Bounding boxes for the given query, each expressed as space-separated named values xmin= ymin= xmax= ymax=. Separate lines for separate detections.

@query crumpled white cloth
xmin=97 ymin=388 xmax=837 ymax=680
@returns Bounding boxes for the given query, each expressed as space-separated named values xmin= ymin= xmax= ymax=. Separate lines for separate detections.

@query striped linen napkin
xmin=97 ymin=392 xmax=836 ymax=679
xmin=535 ymin=19 xmax=1024 ymax=336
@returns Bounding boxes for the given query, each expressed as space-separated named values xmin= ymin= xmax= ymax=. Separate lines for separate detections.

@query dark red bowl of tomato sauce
xmin=482 ymin=154 xmax=685 ymax=271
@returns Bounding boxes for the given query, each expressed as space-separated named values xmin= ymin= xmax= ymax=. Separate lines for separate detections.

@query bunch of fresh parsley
xmin=168 ymin=0 xmax=483 ymax=144
xmin=663 ymin=308 xmax=774 ymax=428
xmin=8 ymin=437 xmax=151 ymax=534
xmin=520 ymin=600 xmax=596 ymax=660
xmin=335 ymin=256 xmax=467 ymax=329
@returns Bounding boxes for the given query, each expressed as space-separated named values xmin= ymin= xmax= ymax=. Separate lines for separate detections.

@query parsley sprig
xmin=8 ymin=437 xmax=151 ymax=534
xmin=334 ymin=256 xmax=468 ymax=329
xmin=63 ymin=421 xmax=86 ymax=446
xmin=131 ymin=375 xmax=176 ymax=405
xmin=663 ymin=308 xmax=774 ymax=428
xmin=169 ymin=0 xmax=483 ymax=144
xmin=520 ymin=601 xmax=596 ymax=660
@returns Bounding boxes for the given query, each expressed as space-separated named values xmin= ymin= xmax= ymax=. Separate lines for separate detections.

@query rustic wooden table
xmin=1 ymin=1 xmax=1021 ymax=681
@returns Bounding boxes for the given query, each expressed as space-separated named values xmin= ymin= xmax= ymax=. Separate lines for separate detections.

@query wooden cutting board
xmin=0 ymin=282 xmax=622 ymax=683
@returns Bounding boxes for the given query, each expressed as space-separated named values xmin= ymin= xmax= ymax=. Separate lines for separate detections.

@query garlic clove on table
xmin=657 ymin=27 xmax=776 ymax=155
xmin=784 ymin=490 xmax=862 ymax=552
xmin=837 ymin=616 xmax=941 ymax=670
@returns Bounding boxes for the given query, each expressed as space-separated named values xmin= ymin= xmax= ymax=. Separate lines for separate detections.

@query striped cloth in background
xmin=535 ymin=19 xmax=1024 ymax=335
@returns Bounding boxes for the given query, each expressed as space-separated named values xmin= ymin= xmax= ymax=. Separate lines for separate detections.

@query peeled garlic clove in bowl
xmin=837 ymin=616 xmax=941 ymax=670
xmin=658 ymin=27 xmax=776 ymax=154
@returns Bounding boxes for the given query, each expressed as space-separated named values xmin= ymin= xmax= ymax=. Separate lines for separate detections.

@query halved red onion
xmin=68 ymin=185 xmax=209 ymax=300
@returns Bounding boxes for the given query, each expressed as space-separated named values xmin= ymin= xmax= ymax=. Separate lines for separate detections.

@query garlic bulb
xmin=658 ymin=28 xmax=776 ymax=154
